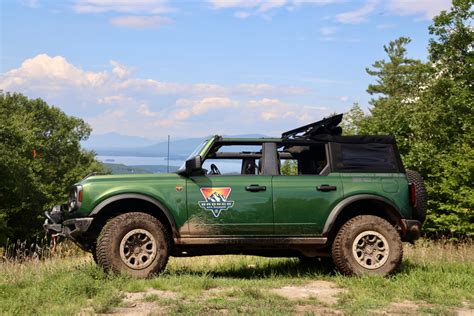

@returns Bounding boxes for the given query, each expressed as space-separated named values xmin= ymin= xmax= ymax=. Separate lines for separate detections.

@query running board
xmin=175 ymin=237 xmax=327 ymax=246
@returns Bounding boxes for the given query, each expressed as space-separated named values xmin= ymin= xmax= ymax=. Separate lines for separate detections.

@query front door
xmin=186 ymin=175 xmax=273 ymax=236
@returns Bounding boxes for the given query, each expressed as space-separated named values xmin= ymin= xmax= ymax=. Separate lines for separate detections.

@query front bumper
xmin=43 ymin=205 xmax=93 ymax=240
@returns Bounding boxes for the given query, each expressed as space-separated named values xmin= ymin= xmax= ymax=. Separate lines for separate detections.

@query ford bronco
xmin=44 ymin=114 xmax=426 ymax=277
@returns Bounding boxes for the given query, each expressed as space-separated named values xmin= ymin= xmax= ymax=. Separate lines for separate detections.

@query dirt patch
xmin=370 ymin=300 xmax=422 ymax=315
xmin=371 ymin=300 xmax=474 ymax=316
xmin=270 ymin=280 xmax=346 ymax=305
xmin=104 ymin=288 xmax=177 ymax=315
xmin=294 ymin=305 xmax=344 ymax=315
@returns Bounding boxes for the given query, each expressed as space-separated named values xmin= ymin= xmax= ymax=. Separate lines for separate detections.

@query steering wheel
xmin=210 ymin=163 xmax=221 ymax=175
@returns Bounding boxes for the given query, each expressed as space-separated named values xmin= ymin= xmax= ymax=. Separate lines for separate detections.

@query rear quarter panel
xmin=338 ymin=172 xmax=412 ymax=218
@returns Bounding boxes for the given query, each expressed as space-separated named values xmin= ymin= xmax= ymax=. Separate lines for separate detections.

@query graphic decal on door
xmin=198 ymin=187 xmax=235 ymax=217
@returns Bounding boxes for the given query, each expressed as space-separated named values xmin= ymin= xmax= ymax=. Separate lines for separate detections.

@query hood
xmin=78 ymin=172 xmax=181 ymax=185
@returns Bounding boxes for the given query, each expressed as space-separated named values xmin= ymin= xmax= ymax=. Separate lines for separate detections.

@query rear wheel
xmin=332 ymin=215 xmax=402 ymax=276
xmin=96 ymin=212 xmax=170 ymax=278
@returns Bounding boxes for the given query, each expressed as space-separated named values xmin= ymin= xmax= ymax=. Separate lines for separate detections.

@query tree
xmin=340 ymin=103 xmax=366 ymax=135
xmin=363 ymin=37 xmax=432 ymax=154
xmin=407 ymin=0 xmax=474 ymax=237
xmin=281 ymin=160 xmax=298 ymax=175
xmin=355 ymin=0 xmax=473 ymax=237
xmin=0 ymin=93 xmax=105 ymax=243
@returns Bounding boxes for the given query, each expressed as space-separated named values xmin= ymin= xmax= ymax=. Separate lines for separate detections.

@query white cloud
xmin=209 ymin=0 xmax=341 ymax=18
xmin=335 ymin=0 xmax=378 ymax=24
xmin=339 ymin=96 xmax=349 ymax=102
xmin=319 ymin=26 xmax=339 ymax=36
xmin=0 ymin=54 xmax=318 ymax=138
xmin=110 ymin=15 xmax=172 ymax=28
xmin=236 ymin=83 xmax=310 ymax=96
xmin=234 ymin=11 xmax=252 ymax=18
xmin=172 ymin=97 xmax=239 ymax=120
xmin=73 ymin=0 xmax=174 ymax=28
xmin=248 ymin=98 xmax=328 ymax=122
xmin=73 ymin=0 xmax=172 ymax=14
xmin=387 ymin=0 xmax=451 ymax=19
xmin=0 ymin=54 xmax=108 ymax=91
xmin=110 ymin=60 xmax=133 ymax=78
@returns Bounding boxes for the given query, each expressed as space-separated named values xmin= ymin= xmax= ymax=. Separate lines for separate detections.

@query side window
xmin=332 ymin=143 xmax=398 ymax=172
xmin=203 ymin=144 xmax=262 ymax=175
xmin=279 ymin=143 xmax=328 ymax=175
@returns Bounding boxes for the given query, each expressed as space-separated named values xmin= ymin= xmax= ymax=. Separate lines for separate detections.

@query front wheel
xmin=96 ymin=212 xmax=170 ymax=278
xmin=331 ymin=215 xmax=402 ymax=276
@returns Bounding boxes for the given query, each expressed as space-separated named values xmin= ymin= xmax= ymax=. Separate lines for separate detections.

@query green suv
xmin=44 ymin=114 xmax=426 ymax=277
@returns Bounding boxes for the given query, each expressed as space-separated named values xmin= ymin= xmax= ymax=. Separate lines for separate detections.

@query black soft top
xmin=282 ymin=114 xmax=396 ymax=145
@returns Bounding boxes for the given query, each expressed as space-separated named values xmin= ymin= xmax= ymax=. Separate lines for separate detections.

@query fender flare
xmin=90 ymin=193 xmax=179 ymax=238
xmin=322 ymin=194 xmax=403 ymax=235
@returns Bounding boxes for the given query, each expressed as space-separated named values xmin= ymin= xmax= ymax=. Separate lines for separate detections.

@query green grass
xmin=0 ymin=240 xmax=473 ymax=315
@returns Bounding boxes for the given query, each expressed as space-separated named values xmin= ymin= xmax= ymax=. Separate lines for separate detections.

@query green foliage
xmin=0 ymin=92 xmax=105 ymax=243
xmin=340 ymin=103 xmax=366 ymax=135
xmin=281 ymin=159 xmax=298 ymax=175
xmin=354 ymin=0 xmax=473 ymax=237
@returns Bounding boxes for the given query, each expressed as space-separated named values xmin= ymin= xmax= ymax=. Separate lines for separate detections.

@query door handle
xmin=317 ymin=185 xmax=337 ymax=192
xmin=245 ymin=184 xmax=267 ymax=192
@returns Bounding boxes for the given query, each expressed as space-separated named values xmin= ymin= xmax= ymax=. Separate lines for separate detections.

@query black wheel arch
xmin=322 ymin=194 xmax=404 ymax=238
xmin=87 ymin=193 xmax=179 ymax=244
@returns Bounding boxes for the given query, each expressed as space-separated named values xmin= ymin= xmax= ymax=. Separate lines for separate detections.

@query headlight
xmin=68 ymin=185 xmax=83 ymax=211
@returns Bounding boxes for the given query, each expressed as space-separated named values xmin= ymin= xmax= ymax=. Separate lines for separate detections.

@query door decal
xmin=198 ymin=187 xmax=235 ymax=217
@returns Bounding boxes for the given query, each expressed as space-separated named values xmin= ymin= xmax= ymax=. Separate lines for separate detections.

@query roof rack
xmin=282 ymin=113 xmax=343 ymax=140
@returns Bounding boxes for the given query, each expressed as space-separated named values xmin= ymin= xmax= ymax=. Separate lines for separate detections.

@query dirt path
xmin=87 ymin=281 xmax=472 ymax=315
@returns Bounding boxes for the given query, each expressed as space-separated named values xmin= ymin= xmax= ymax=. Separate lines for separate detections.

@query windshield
xmin=177 ymin=139 xmax=209 ymax=173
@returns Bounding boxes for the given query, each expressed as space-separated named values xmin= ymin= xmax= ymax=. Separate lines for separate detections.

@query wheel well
xmin=327 ymin=199 xmax=402 ymax=241
xmin=86 ymin=198 xmax=175 ymax=248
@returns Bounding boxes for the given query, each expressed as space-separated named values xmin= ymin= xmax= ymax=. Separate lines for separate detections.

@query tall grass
xmin=0 ymin=239 xmax=472 ymax=315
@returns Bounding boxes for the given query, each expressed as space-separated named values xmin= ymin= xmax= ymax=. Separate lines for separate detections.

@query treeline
xmin=0 ymin=93 xmax=105 ymax=244
xmin=342 ymin=0 xmax=473 ymax=237
xmin=0 ymin=0 xmax=472 ymax=243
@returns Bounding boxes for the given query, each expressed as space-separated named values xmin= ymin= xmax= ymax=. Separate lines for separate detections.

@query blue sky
xmin=0 ymin=0 xmax=452 ymax=140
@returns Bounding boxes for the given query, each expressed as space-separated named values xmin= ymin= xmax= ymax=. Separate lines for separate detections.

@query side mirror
xmin=185 ymin=155 xmax=202 ymax=174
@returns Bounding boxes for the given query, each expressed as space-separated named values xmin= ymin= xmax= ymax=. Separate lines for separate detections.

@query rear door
xmin=272 ymin=143 xmax=343 ymax=235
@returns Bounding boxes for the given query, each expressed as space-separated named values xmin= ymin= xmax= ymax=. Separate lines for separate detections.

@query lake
xmin=97 ymin=156 xmax=243 ymax=174
xmin=97 ymin=155 xmax=184 ymax=166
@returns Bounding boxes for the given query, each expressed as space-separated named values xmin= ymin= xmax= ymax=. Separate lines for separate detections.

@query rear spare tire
xmin=96 ymin=212 xmax=170 ymax=278
xmin=406 ymin=170 xmax=428 ymax=223
xmin=332 ymin=215 xmax=402 ymax=276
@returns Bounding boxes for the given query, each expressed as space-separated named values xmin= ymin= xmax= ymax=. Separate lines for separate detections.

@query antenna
xmin=167 ymin=135 xmax=170 ymax=173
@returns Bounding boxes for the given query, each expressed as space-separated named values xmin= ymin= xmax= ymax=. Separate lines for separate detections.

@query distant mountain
xmin=82 ymin=132 xmax=158 ymax=150
xmin=103 ymin=163 xmax=179 ymax=174
xmin=91 ymin=134 xmax=270 ymax=158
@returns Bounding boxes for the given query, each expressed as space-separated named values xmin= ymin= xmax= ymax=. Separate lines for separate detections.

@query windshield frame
xmin=176 ymin=136 xmax=216 ymax=173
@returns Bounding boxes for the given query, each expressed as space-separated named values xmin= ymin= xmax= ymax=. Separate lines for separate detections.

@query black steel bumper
xmin=43 ymin=205 xmax=93 ymax=240
xmin=400 ymin=219 xmax=422 ymax=242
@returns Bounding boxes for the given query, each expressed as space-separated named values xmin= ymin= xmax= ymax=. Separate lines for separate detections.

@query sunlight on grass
xmin=0 ymin=240 xmax=472 ymax=315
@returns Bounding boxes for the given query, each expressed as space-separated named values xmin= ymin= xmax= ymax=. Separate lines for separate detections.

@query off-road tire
xmin=332 ymin=215 xmax=402 ymax=276
xmin=96 ymin=212 xmax=170 ymax=278
xmin=406 ymin=170 xmax=427 ymax=223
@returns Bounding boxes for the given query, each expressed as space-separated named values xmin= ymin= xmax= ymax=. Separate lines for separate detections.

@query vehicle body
xmin=44 ymin=114 xmax=426 ymax=277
